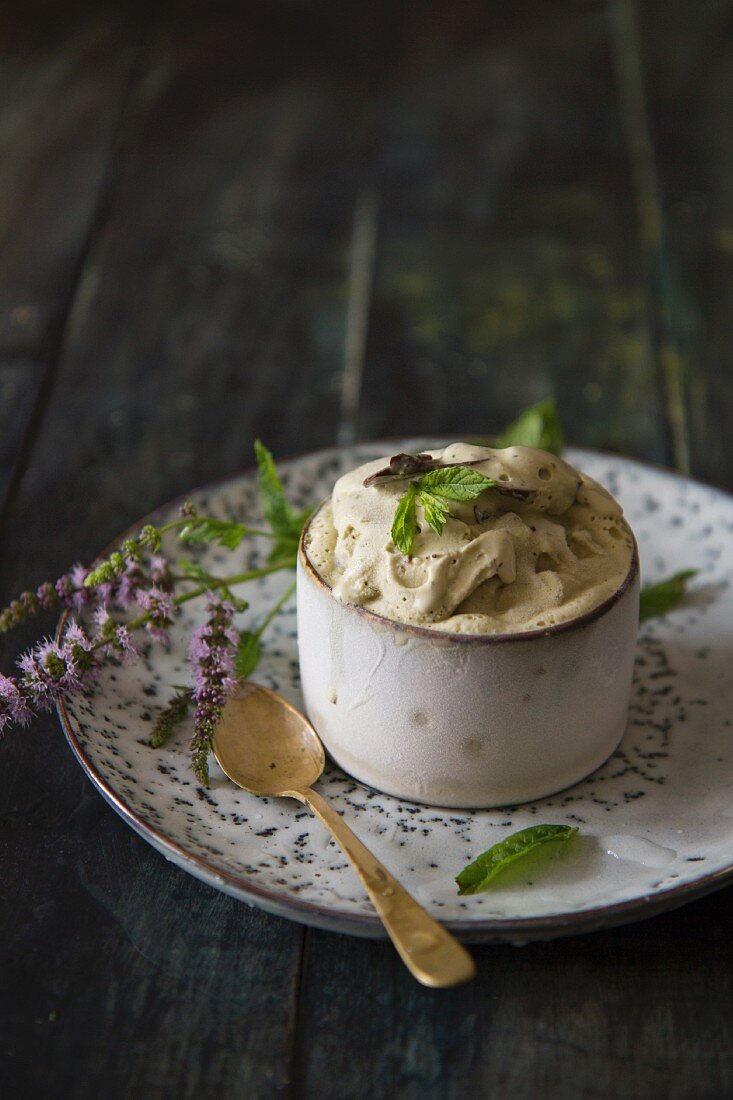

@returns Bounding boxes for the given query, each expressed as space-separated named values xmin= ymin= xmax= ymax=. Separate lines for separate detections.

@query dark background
xmin=2 ymin=1 xmax=733 ymax=1097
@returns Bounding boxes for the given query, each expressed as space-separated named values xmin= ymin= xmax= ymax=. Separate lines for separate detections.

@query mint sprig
xmin=494 ymin=398 xmax=564 ymax=455
xmin=391 ymin=467 xmax=496 ymax=554
xmin=456 ymin=824 xmax=578 ymax=895
xmin=178 ymin=517 xmax=250 ymax=550
xmin=255 ymin=440 xmax=312 ymax=565
xmin=639 ymin=569 xmax=698 ymax=622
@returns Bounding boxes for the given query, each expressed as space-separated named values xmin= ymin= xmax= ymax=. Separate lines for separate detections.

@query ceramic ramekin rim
xmin=299 ymin=499 xmax=640 ymax=645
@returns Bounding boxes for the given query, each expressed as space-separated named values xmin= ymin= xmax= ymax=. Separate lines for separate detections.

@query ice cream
xmin=304 ymin=442 xmax=634 ymax=634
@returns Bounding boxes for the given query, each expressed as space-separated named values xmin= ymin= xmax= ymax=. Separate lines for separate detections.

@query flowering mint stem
xmin=189 ymin=599 xmax=238 ymax=785
xmin=159 ymin=517 xmax=279 ymax=540
xmin=103 ymin=558 xmax=294 ymax=645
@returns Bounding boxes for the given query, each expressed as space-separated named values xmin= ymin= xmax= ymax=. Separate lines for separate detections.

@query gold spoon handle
xmin=293 ymin=786 xmax=475 ymax=988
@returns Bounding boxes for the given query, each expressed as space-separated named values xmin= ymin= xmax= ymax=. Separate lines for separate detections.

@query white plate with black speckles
xmin=58 ymin=443 xmax=733 ymax=943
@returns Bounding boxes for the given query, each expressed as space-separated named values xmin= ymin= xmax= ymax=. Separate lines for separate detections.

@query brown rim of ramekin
xmin=299 ymin=499 xmax=640 ymax=644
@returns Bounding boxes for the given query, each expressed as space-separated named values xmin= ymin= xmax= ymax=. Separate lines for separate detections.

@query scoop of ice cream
xmin=304 ymin=442 xmax=634 ymax=634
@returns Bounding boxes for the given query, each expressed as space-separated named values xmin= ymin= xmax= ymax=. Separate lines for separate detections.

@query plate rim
xmin=56 ymin=442 xmax=733 ymax=943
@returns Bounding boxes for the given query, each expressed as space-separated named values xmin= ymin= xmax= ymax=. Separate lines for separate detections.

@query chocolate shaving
xmin=363 ymin=453 xmax=495 ymax=487
xmin=364 ymin=451 xmax=537 ymax=502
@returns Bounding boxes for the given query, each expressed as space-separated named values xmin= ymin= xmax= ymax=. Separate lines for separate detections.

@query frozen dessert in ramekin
xmin=297 ymin=443 xmax=639 ymax=808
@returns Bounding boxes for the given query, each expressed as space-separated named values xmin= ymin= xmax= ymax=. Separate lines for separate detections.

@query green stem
xmin=92 ymin=558 xmax=294 ymax=648
xmin=159 ymin=517 xmax=285 ymax=540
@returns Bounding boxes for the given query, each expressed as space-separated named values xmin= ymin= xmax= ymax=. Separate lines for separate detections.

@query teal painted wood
xmin=358 ymin=1 xmax=670 ymax=465
xmin=636 ymin=0 xmax=733 ymax=489
xmin=0 ymin=3 xmax=380 ymax=1097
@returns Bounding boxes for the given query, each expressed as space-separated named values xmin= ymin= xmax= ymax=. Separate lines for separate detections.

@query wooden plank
xmin=636 ymin=0 xmax=733 ymax=488
xmin=292 ymin=5 xmax=732 ymax=1099
xmin=0 ymin=726 xmax=303 ymax=1098
xmin=0 ymin=8 xmax=136 ymax=358
xmin=294 ymin=891 xmax=733 ymax=1099
xmin=0 ymin=4 xmax=383 ymax=1098
xmin=0 ymin=6 xmax=140 ymax=532
xmin=358 ymin=0 xmax=669 ymax=463
xmin=0 ymin=361 xmax=44 ymax=505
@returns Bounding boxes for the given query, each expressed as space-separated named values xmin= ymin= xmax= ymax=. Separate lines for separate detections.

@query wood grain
xmin=293 ymin=890 xmax=733 ymax=1099
xmin=358 ymin=1 xmax=670 ymax=464
xmin=1 ymin=1 xmax=732 ymax=1098
xmin=0 ymin=3 xmax=391 ymax=1097
xmin=637 ymin=0 xmax=733 ymax=488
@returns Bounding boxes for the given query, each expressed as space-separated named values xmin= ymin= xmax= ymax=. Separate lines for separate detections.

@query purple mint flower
xmin=113 ymin=624 xmax=138 ymax=656
xmin=96 ymin=580 xmax=116 ymax=607
xmin=150 ymin=555 xmax=173 ymax=592
xmin=117 ymin=562 xmax=147 ymax=609
xmin=19 ymin=623 xmax=99 ymax=707
xmin=137 ymin=585 xmax=175 ymax=646
xmin=36 ymin=581 xmax=58 ymax=611
xmin=55 ymin=563 xmax=92 ymax=613
xmin=19 ymin=641 xmax=77 ymax=706
xmin=0 ymin=673 xmax=32 ymax=730
xmin=93 ymin=608 xmax=139 ymax=658
xmin=137 ymin=586 xmax=174 ymax=619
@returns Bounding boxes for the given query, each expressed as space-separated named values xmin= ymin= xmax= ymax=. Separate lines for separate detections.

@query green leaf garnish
xmin=391 ymin=467 xmax=496 ymax=555
xmin=235 ymin=630 xmax=261 ymax=679
xmin=417 ymin=465 xmax=498 ymax=500
xmin=255 ymin=440 xmax=299 ymax=538
xmin=391 ymin=484 xmax=419 ymax=555
xmin=494 ymin=398 xmax=564 ymax=455
xmin=639 ymin=569 xmax=698 ymax=622
xmin=178 ymin=518 xmax=248 ymax=550
xmin=456 ymin=824 xmax=578 ymax=895
xmin=418 ymin=490 xmax=450 ymax=536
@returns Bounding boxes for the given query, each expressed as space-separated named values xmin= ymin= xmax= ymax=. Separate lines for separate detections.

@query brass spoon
xmin=213 ymin=681 xmax=476 ymax=988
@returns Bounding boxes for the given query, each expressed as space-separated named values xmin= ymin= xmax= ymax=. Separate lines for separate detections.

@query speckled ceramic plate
xmin=58 ymin=443 xmax=733 ymax=943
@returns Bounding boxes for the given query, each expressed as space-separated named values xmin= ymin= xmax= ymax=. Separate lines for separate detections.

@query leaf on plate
xmin=456 ymin=823 xmax=578 ymax=895
xmin=639 ymin=569 xmax=698 ymax=622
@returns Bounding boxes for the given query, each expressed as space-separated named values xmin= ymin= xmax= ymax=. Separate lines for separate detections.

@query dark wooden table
xmin=2 ymin=2 xmax=732 ymax=1096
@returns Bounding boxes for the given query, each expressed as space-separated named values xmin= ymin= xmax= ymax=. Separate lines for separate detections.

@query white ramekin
xmin=297 ymin=507 xmax=640 ymax=809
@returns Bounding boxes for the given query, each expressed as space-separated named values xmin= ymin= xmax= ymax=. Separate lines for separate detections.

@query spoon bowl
xmin=214 ymin=682 xmax=325 ymax=795
xmin=212 ymin=680 xmax=475 ymax=988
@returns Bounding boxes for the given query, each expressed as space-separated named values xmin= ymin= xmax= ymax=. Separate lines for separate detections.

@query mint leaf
xmin=177 ymin=558 xmax=212 ymax=581
xmin=419 ymin=490 xmax=450 ymax=536
xmin=179 ymin=518 xmax=248 ymax=550
xmin=391 ymin=466 xmax=497 ymax=553
xmin=255 ymin=440 xmax=298 ymax=538
xmin=391 ymin=484 xmax=419 ymax=555
xmin=235 ymin=630 xmax=261 ymax=679
xmin=456 ymin=824 xmax=578 ymax=895
xmin=495 ymin=399 xmax=564 ymax=455
xmin=639 ymin=569 xmax=698 ymax=622
xmin=267 ymin=506 xmax=314 ymax=566
xmin=267 ymin=536 xmax=299 ymax=567
xmin=418 ymin=466 xmax=496 ymax=501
